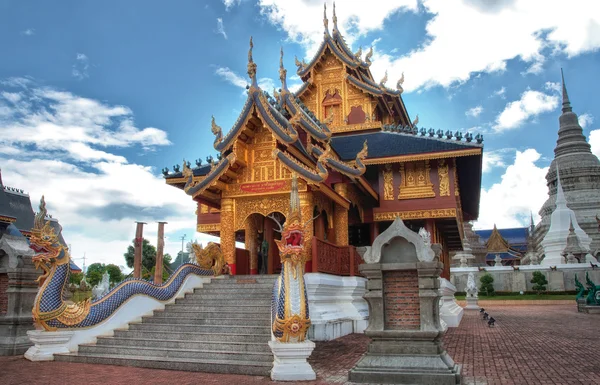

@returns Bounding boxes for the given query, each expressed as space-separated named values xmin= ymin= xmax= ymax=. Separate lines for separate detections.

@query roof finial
xmin=561 ymin=68 xmax=572 ymax=113
xmin=279 ymin=47 xmax=288 ymax=90
xmin=412 ymin=114 xmax=419 ymax=126
xmin=379 ymin=70 xmax=388 ymax=87
xmin=332 ymin=1 xmax=338 ymax=30
xmin=365 ymin=46 xmax=373 ymax=65
xmin=323 ymin=3 xmax=329 ymax=32
xmin=247 ymin=36 xmax=257 ymax=87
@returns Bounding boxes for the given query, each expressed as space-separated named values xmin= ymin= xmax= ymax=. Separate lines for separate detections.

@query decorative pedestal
xmin=24 ymin=330 xmax=73 ymax=361
xmin=269 ymin=340 xmax=316 ymax=381
xmin=439 ymin=278 xmax=464 ymax=327
xmin=349 ymin=218 xmax=461 ymax=385
xmin=465 ymin=296 xmax=479 ymax=310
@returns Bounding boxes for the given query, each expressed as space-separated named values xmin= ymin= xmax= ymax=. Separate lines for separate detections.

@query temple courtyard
xmin=1 ymin=304 xmax=597 ymax=385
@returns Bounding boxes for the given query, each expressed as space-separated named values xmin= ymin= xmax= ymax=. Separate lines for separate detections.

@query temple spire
xmin=279 ymin=47 xmax=288 ymax=91
xmin=247 ymin=36 xmax=257 ymax=88
xmin=561 ymin=68 xmax=572 ymax=113
xmin=332 ymin=1 xmax=338 ymax=31
xmin=323 ymin=3 xmax=329 ymax=33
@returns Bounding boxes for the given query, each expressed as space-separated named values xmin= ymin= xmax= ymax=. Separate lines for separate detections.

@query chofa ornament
xmin=29 ymin=196 xmax=214 ymax=331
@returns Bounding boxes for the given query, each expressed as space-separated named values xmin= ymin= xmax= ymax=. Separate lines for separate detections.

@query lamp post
xmin=180 ymin=234 xmax=186 ymax=268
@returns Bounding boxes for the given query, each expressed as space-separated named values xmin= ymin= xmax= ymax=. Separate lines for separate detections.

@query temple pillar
xmin=299 ymin=192 xmax=314 ymax=272
xmin=220 ymin=198 xmax=236 ymax=275
xmin=154 ymin=222 xmax=167 ymax=284
xmin=133 ymin=222 xmax=146 ymax=279
xmin=264 ymin=217 xmax=275 ymax=274
xmin=369 ymin=222 xmax=379 ymax=244
xmin=334 ymin=184 xmax=349 ymax=246
xmin=245 ymin=215 xmax=258 ymax=275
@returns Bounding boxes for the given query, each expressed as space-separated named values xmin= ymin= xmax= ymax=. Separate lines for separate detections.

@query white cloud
xmin=491 ymin=87 xmax=506 ymax=99
xmin=21 ymin=28 xmax=35 ymax=36
xmin=216 ymin=18 xmax=228 ymax=39
xmin=465 ymin=105 xmax=483 ymax=118
xmin=72 ymin=53 xmax=90 ymax=80
xmin=579 ymin=113 xmax=594 ymax=128
xmin=590 ymin=129 xmax=600 ymax=158
xmin=0 ymin=79 xmax=200 ymax=269
xmin=545 ymin=81 xmax=561 ymax=93
xmin=222 ymin=0 xmax=242 ymax=10
xmin=482 ymin=148 xmax=513 ymax=173
xmin=215 ymin=67 xmax=248 ymax=89
xmin=475 ymin=149 xmax=548 ymax=229
xmin=494 ymin=89 xmax=559 ymax=131
xmin=257 ymin=0 xmax=600 ymax=92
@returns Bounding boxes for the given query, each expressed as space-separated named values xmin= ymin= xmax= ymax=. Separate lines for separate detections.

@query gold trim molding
xmin=364 ymin=148 xmax=482 ymax=165
xmin=438 ymin=159 xmax=450 ymax=197
xmin=374 ymin=208 xmax=457 ymax=222
xmin=197 ymin=223 xmax=220 ymax=233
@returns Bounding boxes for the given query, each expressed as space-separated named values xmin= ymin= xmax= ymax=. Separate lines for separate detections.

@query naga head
xmin=30 ymin=196 xmax=67 ymax=283
xmin=273 ymin=174 xmax=313 ymax=268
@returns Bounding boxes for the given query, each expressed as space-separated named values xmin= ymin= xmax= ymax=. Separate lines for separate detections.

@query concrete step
xmin=183 ymin=292 xmax=273 ymax=300
xmin=164 ymin=304 xmax=271 ymax=312
xmin=199 ymin=281 xmax=274 ymax=289
xmin=152 ymin=309 xmax=270 ymax=319
xmin=128 ymin=323 xmax=269 ymax=334
xmin=190 ymin=288 xmax=273 ymax=296
xmin=174 ymin=298 xmax=271 ymax=305
xmin=54 ymin=353 xmax=271 ymax=376
xmin=114 ymin=329 xmax=270 ymax=343
xmin=142 ymin=316 xmax=271 ymax=326
xmin=78 ymin=344 xmax=273 ymax=362
xmin=95 ymin=336 xmax=272 ymax=353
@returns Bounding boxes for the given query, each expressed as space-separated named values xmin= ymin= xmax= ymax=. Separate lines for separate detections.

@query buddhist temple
xmin=164 ymin=5 xmax=484 ymax=278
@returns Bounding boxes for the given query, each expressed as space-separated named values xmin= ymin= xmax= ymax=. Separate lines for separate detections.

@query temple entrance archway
xmin=244 ymin=212 xmax=285 ymax=275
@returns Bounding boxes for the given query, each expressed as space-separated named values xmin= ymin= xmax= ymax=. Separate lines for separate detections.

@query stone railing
xmin=311 ymin=237 xmax=362 ymax=276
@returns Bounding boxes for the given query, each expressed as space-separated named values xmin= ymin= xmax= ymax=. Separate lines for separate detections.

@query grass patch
xmin=455 ymin=294 xmax=574 ymax=301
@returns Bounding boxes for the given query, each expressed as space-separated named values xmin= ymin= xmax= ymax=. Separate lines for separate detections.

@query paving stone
xmin=1 ymin=305 xmax=598 ymax=384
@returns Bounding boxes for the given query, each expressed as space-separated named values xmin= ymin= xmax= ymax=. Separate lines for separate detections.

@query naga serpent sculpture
xmin=30 ymin=196 xmax=214 ymax=331
xmin=270 ymin=174 xmax=316 ymax=342
xmin=190 ymin=241 xmax=228 ymax=276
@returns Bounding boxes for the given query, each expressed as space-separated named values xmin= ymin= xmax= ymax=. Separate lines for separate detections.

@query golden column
xmin=334 ymin=184 xmax=349 ymax=246
xmin=299 ymin=191 xmax=314 ymax=262
xmin=245 ymin=215 xmax=258 ymax=275
xmin=220 ymin=198 xmax=236 ymax=274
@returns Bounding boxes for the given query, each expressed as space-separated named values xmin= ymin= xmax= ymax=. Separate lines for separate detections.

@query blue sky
xmin=1 ymin=0 xmax=599 ymax=269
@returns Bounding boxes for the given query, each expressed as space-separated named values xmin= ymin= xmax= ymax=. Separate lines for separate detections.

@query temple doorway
xmin=244 ymin=212 xmax=285 ymax=275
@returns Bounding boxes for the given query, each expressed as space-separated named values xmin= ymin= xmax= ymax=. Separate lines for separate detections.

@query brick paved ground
xmin=1 ymin=305 xmax=598 ymax=385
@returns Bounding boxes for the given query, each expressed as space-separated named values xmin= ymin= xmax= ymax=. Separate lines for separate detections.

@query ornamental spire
xmin=561 ymin=68 xmax=571 ymax=113
xmin=555 ymin=164 xmax=566 ymax=206
xmin=323 ymin=3 xmax=329 ymax=33
xmin=279 ymin=47 xmax=288 ymax=90
xmin=332 ymin=1 xmax=338 ymax=30
xmin=247 ymin=36 xmax=257 ymax=87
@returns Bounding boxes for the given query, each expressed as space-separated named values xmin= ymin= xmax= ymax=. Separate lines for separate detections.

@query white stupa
xmin=452 ymin=238 xmax=475 ymax=267
xmin=541 ymin=166 xmax=592 ymax=265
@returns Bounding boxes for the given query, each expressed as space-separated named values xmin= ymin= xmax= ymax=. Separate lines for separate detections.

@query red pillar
xmin=133 ymin=222 xmax=146 ymax=279
xmin=154 ymin=222 xmax=167 ymax=284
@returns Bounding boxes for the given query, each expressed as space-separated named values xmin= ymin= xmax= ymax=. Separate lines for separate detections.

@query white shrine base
xmin=304 ymin=273 xmax=368 ymax=341
xmin=269 ymin=340 xmax=316 ymax=381
xmin=24 ymin=275 xmax=214 ymax=361
xmin=439 ymin=278 xmax=464 ymax=328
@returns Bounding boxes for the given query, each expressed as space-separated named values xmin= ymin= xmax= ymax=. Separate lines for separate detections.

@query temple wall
xmin=451 ymin=265 xmax=600 ymax=293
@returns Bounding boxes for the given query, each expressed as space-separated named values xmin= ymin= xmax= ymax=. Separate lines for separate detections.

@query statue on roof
xmin=323 ymin=3 xmax=328 ymax=31
xmin=354 ymin=46 xmax=362 ymax=61
xmin=211 ymin=115 xmax=223 ymax=148
xmin=379 ymin=70 xmax=388 ymax=87
xmin=247 ymin=36 xmax=257 ymax=82
xmin=294 ymin=55 xmax=305 ymax=71
xmin=365 ymin=46 xmax=373 ymax=65
xmin=396 ymin=72 xmax=404 ymax=93
xmin=412 ymin=114 xmax=419 ymax=126
xmin=279 ymin=47 xmax=287 ymax=87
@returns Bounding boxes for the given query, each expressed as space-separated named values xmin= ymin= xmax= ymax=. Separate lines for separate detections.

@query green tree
xmin=479 ymin=273 xmax=495 ymax=296
xmin=69 ymin=272 xmax=84 ymax=285
xmin=124 ymin=239 xmax=173 ymax=276
xmin=105 ymin=264 xmax=124 ymax=283
xmin=530 ymin=271 xmax=548 ymax=294
xmin=86 ymin=263 xmax=105 ymax=286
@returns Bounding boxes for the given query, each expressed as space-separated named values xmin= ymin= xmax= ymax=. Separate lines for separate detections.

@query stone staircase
xmin=55 ymin=275 xmax=278 ymax=376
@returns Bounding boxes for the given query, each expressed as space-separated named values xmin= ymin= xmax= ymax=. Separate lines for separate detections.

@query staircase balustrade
xmin=311 ymin=237 xmax=363 ymax=276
